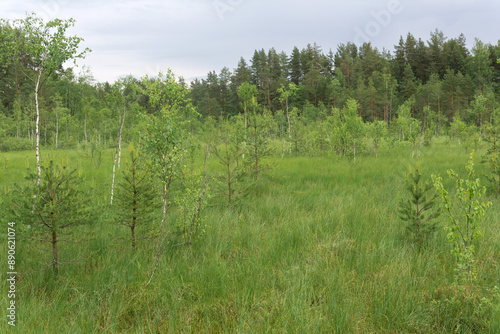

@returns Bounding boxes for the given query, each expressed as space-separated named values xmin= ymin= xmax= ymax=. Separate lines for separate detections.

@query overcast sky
xmin=2 ymin=0 xmax=499 ymax=83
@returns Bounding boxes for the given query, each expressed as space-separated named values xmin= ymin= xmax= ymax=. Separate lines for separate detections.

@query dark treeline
xmin=191 ymin=30 xmax=500 ymax=122
xmin=1 ymin=27 xmax=499 ymax=152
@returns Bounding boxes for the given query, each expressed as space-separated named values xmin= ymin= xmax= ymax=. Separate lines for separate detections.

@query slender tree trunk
xmin=286 ymin=98 xmax=291 ymax=139
xmin=35 ymin=72 xmax=42 ymax=185
xmin=254 ymin=128 xmax=259 ymax=183
xmin=131 ymin=224 xmax=136 ymax=249
xmin=84 ymin=115 xmax=87 ymax=143
xmin=243 ymin=109 xmax=247 ymax=159
xmin=51 ymin=222 xmax=58 ymax=275
xmin=110 ymin=153 xmax=117 ymax=204
xmin=227 ymin=163 xmax=232 ymax=205
xmin=281 ymin=120 xmax=286 ymax=158
xmin=111 ymin=105 xmax=127 ymax=204
xmin=55 ymin=112 xmax=59 ymax=149
xmin=353 ymin=138 xmax=356 ymax=162
xmin=117 ymin=104 xmax=126 ymax=169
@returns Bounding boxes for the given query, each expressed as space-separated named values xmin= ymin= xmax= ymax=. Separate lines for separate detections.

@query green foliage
xmin=174 ymin=166 xmax=211 ymax=245
xmin=212 ymin=117 xmax=249 ymax=205
xmin=1 ymin=144 xmax=499 ymax=332
xmin=114 ymin=143 xmax=158 ymax=249
xmin=246 ymin=104 xmax=274 ymax=184
xmin=139 ymin=70 xmax=194 ymax=203
xmin=367 ymin=120 xmax=387 ymax=158
xmin=432 ymin=152 xmax=492 ymax=287
xmin=398 ymin=164 xmax=440 ymax=249
xmin=482 ymin=107 xmax=500 ymax=195
xmin=9 ymin=160 xmax=91 ymax=274
xmin=430 ymin=152 xmax=496 ymax=333
xmin=341 ymin=98 xmax=365 ymax=160
xmin=83 ymin=139 xmax=104 ymax=168
xmin=3 ymin=25 xmax=500 ymax=332
xmin=1 ymin=14 xmax=90 ymax=76
xmin=393 ymin=99 xmax=422 ymax=156
xmin=0 ymin=136 xmax=32 ymax=152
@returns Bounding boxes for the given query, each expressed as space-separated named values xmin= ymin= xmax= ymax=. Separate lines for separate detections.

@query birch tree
xmin=1 ymin=13 xmax=90 ymax=184
xmin=139 ymin=70 xmax=198 ymax=284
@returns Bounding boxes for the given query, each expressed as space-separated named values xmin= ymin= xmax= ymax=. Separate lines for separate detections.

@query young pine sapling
xmin=398 ymin=164 xmax=441 ymax=249
xmin=212 ymin=118 xmax=248 ymax=205
xmin=10 ymin=160 xmax=91 ymax=274
xmin=114 ymin=142 xmax=158 ymax=249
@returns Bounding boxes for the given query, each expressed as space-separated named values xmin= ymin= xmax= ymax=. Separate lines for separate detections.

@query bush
xmin=0 ymin=136 xmax=32 ymax=152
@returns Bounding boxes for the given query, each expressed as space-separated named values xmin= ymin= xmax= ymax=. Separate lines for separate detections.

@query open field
xmin=1 ymin=141 xmax=499 ymax=333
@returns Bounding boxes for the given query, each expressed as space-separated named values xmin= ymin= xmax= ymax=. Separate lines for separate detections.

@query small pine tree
xmin=246 ymin=100 xmax=274 ymax=186
xmin=9 ymin=160 xmax=91 ymax=274
xmin=398 ymin=164 xmax=441 ymax=249
xmin=114 ymin=142 xmax=158 ymax=249
xmin=212 ymin=117 xmax=249 ymax=205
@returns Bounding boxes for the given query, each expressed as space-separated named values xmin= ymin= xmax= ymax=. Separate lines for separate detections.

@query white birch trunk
xmin=110 ymin=153 xmax=117 ymax=204
xmin=117 ymin=104 xmax=126 ymax=169
xmin=35 ymin=71 xmax=42 ymax=185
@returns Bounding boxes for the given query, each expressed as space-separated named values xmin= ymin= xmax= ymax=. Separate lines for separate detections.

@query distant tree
xmin=394 ymin=99 xmax=422 ymax=156
xmin=289 ymin=46 xmax=302 ymax=85
xmin=468 ymin=38 xmax=493 ymax=92
xmin=401 ymin=64 xmax=417 ymax=101
xmin=427 ymin=29 xmax=446 ymax=79
xmin=367 ymin=120 xmax=387 ymax=159
xmin=277 ymin=82 xmax=298 ymax=139
xmin=342 ymin=99 xmax=365 ymax=161
xmin=237 ymin=82 xmax=258 ymax=158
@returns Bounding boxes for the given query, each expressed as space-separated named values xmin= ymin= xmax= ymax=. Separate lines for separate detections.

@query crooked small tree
xmin=1 ymin=13 xmax=90 ymax=184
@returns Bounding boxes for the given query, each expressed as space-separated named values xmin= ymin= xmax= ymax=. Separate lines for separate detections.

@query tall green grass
xmin=1 ymin=141 xmax=499 ymax=333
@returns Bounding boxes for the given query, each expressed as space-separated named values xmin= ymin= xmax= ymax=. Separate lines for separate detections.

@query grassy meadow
xmin=1 ymin=140 xmax=499 ymax=333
